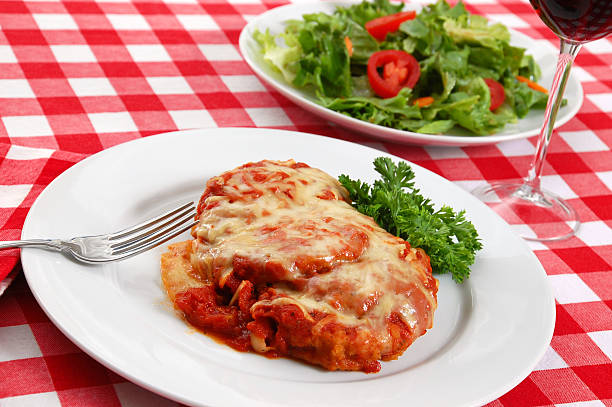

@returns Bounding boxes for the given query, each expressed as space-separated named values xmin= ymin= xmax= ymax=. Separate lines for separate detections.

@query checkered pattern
xmin=0 ymin=0 xmax=611 ymax=405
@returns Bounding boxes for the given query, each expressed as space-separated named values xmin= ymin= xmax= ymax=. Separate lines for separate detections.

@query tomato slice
xmin=483 ymin=78 xmax=505 ymax=111
xmin=367 ymin=50 xmax=420 ymax=98
xmin=365 ymin=11 xmax=417 ymax=41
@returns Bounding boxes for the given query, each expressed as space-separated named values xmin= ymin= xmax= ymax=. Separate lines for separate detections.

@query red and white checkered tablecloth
xmin=0 ymin=0 xmax=611 ymax=405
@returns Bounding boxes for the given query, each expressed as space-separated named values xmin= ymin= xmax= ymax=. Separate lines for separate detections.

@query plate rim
xmin=238 ymin=1 xmax=584 ymax=147
xmin=21 ymin=128 xmax=556 ymax=407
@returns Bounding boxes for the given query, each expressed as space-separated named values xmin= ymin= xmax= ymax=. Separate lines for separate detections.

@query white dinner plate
xmin=239 ymin=2 xmax=583 ymax=146
xmin=22 ymin=128 xmax=555 ymax=407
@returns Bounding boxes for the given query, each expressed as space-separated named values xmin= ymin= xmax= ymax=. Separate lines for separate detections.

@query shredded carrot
xmin=528 ymin=82 xmax=549 ymax=94
xmin=516 ymin=75 xmax=549 ymax=94
xmin=413 ymin=96 xmax=435 ymax=107
xmin=344 ymin=36 xmax=353 ymax=57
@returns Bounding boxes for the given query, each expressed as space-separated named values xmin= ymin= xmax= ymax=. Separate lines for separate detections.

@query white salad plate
xmin=239 ymin=2 xmax=583 ymax=146
xmin=22 ymin=128 xmax=555 ymax=407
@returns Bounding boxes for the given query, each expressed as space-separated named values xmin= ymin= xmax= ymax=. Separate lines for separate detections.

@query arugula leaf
xmin=339 ymin=157 xmax=482 ymax=283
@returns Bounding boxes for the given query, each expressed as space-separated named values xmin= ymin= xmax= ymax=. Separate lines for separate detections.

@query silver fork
xmin=0 ymin=202 xmax=197 ymax=264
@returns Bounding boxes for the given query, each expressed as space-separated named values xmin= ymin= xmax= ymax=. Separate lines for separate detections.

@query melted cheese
xmin=190 ymin=160 xmax=438 ymax=355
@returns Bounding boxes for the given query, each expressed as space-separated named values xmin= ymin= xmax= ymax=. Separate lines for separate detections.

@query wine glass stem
xmin=524 ymin=39 xmax=582 ymax=190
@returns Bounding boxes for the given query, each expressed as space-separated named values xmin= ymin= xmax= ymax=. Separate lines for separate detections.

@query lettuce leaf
xmin=444 ymin=15 xmax=510 ymax=51
xmin=320 ymin=88 xmax=422 ymax=129
xmin=253 ymin=29 xmax=301 ymax=83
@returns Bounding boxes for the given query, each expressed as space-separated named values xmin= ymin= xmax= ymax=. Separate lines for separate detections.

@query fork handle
xmin=0 ymin=239 xmax=64 ymax=251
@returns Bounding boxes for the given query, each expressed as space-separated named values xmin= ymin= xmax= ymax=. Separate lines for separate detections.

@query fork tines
xmin=108 ymin=202 xmax=197 ymax=257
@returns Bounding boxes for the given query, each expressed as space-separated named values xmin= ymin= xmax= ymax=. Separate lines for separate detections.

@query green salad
xmin=254 ymin=0 xmax=552 ymax=136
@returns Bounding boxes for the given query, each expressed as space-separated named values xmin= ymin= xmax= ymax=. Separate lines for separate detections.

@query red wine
xmin=530 ymin=0 xmax=612 ymax=42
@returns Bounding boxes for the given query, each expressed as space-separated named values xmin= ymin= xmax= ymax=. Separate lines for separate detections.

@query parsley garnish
xmin=339 ymin=157 xmax=482 ymax=283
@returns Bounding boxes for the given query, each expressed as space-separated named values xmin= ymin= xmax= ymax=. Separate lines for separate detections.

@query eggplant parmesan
xmin=161 ymin=160 xmax=438 ymax=373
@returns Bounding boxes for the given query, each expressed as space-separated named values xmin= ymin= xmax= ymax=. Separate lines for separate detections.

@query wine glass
xmin=472 ymin=0 xmax=612 ymax=241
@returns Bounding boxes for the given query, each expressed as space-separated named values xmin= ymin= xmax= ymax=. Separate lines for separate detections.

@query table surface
xmin=1 ymin=0 xmax=611 ymax=406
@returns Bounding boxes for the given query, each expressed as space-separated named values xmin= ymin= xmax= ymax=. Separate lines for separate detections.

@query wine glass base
xmin=472 ymin=182 xmax=580 ymax=242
